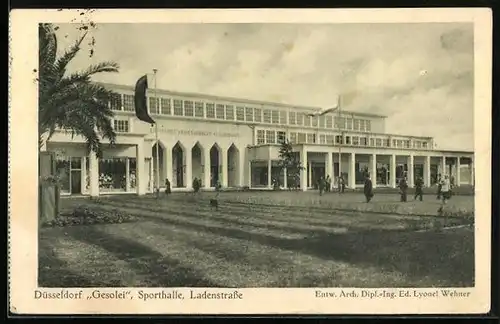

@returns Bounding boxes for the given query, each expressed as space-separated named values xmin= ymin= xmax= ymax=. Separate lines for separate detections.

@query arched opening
xmin=210 ymin=144 xmax=221 ymax=187
xmin=152 ymin=142 xmax=165 ymax=189
xmin=227 ymin=144 xmax=240 ymax=187
xmin=191 ymin=142 xmax=204 ymax=187
xmin=172 ymin=142 xmax=185 ymax=188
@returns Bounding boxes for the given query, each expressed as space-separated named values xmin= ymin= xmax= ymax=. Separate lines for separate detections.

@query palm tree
xmin=38 ymin=23 xmax=120 ymax=157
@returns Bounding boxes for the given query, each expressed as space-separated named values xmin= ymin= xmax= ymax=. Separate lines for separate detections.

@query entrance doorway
xmin=71 ymin=170 xmax=82 ymax=194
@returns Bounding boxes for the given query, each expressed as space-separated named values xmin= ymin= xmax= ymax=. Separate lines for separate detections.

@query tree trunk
xmin=39 ymin=182 xmax=59 ymax=226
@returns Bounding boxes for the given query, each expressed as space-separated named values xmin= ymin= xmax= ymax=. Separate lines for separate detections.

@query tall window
xmin=326 ymin=116 xmax=333 ymax=128
xmin=297 ymin=133 xmax=306 ymax=143
xmin=307 ymin=133 xmax=316 ymax=144
xmin=376 ymin=138 xmax=382 ymax=147
xmin=370 ymin=138 xmax=375 ymax=146
xmin=277 ymin=131 xmax=286 ymax=144
xmin=225 ymin=105 xmax=234 ymax=120
xmin=173 ymin=99 xmax=183 ymax=116
xmin=110 ymin=93 xmax=122 ymax=111
xmin=236 ymin=106 xmax=245 ymax=121
xmin=422 ymin=141 xmax=428 ymax=148
xmin=113 ymin=120 xmax=129 ymax=133
xmin=404 ymin=140 xmax=411 ymax=148
xmin=263 ymin=109 xmax=271 ymax=123
xmin=123 ymin=94 xmax=135 ymax=112
xmin=254 ymin=108 xmax=262 ymax=122
xmin=335 ymin=135 xmax=343 ymax=144
xmin=296 ymin=113 xmax=304 ymax=126
xmin=216 ymin=104 xmax=225 ymax=119
xmin=256 ymin=130 xmax=265 ymax=144
xmin=279 ymin=111 xmax=287 ymax=124
xmin=194 ymin=101 xmax=204 ymax=117
xmin=304 ymin=115 xmax=311 ymax=127
xmin=320 ymin=134 xmax=326 ymax=144
xmin=346 ymin=118 xmax=353 ymax=130
xmin=366 ymin=120 xmax=372 ymax=132
xmin=383 ymin=139 xmax=390 ymax=147
xmin=206 ymin=103 xmax=215 ymax=118
xmin=271 ymin=110 xmax=279 ymax=124
xmin=360 ymin=137 xmax=368 ymax=146
xmin=266 ymin=130 xmax=276 ymax=144
xmin=352 ymin=136 xmax=359 ymax=145
xmin=245 ymin=107 xmax=253 ymax=122
xmin=288 ymin=112 xmax=296 ymax=125
xmin=319 ymin=116 xmax=326 ymax=128
xmin=289 ymin=132 xmax=297 ymax=143
xmin=353 ymin=119 xmax=360 ymax=131
xmin=326 ymin=135 xmax=334 ymax=144
xmin=311 ymin=116 xmax=318 ymax=127
xmin=339 ymin=117 xmax=346 ymax=129
xmin=359 ymin=120 xmax=366 ymax=131
xmin=149 ymin=97 xmax=159 ymax=114
xmin=184 ymin=100 xmax=194 ymax=117
xmin=161 ymin=98 xmax=171 ymax=115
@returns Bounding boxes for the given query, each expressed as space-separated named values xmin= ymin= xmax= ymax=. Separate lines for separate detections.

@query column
xmin=370 ymin=154 xmax=377 ymax=189
xmin=88 ymin=151 xmax=99 ymax=197
xmin=326 ymin=152 xmax=333 ymax=179
xmin=248 ymin=160 xmax=252 ymax=188
xmin=81 ymin=157 xmax=87 ymax=194
xmin=125 ymin=158 xmax=130 ymax=192
xmin=163 ymin=145 xmax=170 ymax=185
xmin=283 ymin=167 xmax=288 ymax=189
xmin=424 ymin=155 xmax=431 ymax=187
xmin=238 ymin=150 xmax=245 ymax=187
xmin=456 ymin=157 xmax=461 ymax=186
xmin=300 ymin=147 xmax=308 ymax=191
xmin=267 ymin=159 xmax=272 ymax=189
xmin=185 ymin=148 xmax=193 ymax=189
xmin=441 ymin=156 xmax=446 ymax=176
xmin=407 ymin=154 xmax=414 ymax=188
xmin=390 ymin=154 xmax=397 ymax=188
xmin=136 ymin=143 xmax=146 ymax=195
xmin=349 ymin=152 xmax=356 ymax=189
xmin=308 ymin=161 xmax=312 ymax=188
xmin=203 ymin=147 xmax=211 ymax=187
xmin=221 ymin=149 xmax=228 ymax=188
xmin=149 ymin=159 xmax=154 ymax=192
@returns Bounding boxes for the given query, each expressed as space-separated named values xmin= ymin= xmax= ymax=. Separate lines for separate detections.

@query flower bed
xmin=43 ymin=204 xmax=139 ymax=227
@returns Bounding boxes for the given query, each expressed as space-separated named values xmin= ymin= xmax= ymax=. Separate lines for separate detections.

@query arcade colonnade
xmin=62 ymin=142 xmax=473 ymax=197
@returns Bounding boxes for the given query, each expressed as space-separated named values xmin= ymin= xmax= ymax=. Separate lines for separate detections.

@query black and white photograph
xmin=9 ymin=9 xmax=492 ymax=315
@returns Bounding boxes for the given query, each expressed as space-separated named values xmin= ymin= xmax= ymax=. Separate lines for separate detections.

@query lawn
xmin=39 ymin=191 xmax=474 ymax=288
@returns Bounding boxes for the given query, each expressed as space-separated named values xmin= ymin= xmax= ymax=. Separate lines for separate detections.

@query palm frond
xmin=52 ymin=31 xmax=88 ymax=80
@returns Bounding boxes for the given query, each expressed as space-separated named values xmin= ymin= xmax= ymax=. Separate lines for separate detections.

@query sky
xmin=54 ymin=23 xmax=474 ymax=151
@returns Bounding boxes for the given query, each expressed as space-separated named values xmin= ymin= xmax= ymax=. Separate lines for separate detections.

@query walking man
xmin=339 ymin=175 xmax=345 ymax=194
xmin=318 ymin=176 xmax=326 ymax=196
xmin=364 ymin=174 xmax=374 ymax=203
xmin=436 ymin=173 xmax=442 ymax=200
xmin=414 ymin=175 xmax=424 ymax=201
xmin=399 ymin=176 xmax=408 ymax=202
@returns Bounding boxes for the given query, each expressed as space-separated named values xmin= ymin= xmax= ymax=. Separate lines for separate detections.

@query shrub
xmin=43 ymin=205 xmax=138 ymax=227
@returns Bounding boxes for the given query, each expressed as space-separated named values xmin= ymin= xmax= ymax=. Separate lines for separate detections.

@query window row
xmin=256 ymin=130 xmax=287 ymax=145
xmin=109 ymin=94 xmax=372 ymax=131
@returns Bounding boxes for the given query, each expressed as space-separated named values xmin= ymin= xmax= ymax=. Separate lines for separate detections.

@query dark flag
xmin=134 ymin=74 xmax=155 ymax=124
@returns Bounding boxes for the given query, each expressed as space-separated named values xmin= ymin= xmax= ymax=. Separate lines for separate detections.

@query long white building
xmin=45 ymin=82 xmax=474 ymax=196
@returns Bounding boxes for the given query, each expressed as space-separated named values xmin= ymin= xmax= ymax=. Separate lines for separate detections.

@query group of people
xmin=317 ymin=175 xmax=346 ymax=196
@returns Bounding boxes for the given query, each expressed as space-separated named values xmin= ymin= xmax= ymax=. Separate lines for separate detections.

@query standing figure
xmin=164 ymin=178 xmax=171 ymax=195
xmin=339 ymin=175 xmax=345 ymax=194
xmin=364 ymin=174 xmax=374 ymax=202
xmin=325 ymin=175 xmax=331 ymax=192
xmin=436 ymin=173 xmax=442 ymax=200
xmin=399 ymin=177 xmax=408 ymax=202
xmin=414 ymin=176 xmax=424 ymax=201
xmin=438 ymin=174 xmax=452 ymax=214
xmin=318 ymin=176 xmax=325 ymax=196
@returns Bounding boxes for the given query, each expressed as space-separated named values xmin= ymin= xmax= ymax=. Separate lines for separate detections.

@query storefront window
xmin=99 ymin=158 xmax=127 ymax=191
xmin=129 ymin=158 xmax=137 ymax=189
xmin=55 ymin=158 xmax=70 ymax=193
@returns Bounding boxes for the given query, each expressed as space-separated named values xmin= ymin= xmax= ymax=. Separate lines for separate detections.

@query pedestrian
xmin=364 ymin=174 xmax=374 ymax=202
xmin=339 ymin=175 xmax=345 ymax=193
xmin=325 ymin=175 xmax=331 ymax=192
xmin=438 ymin=174 xmax=452 ymax=214
xmin=414 ymin=175 xmax=424 ymax=201
xmin=318 ymin=176 xmax=325 ymax=196
xmin=164 ymin=178 xmax=171 ymax=195
xmin=436 ymin=173 xmax=442 ymax=200
xmin=399 ymin=176 xmax=408 ymax=202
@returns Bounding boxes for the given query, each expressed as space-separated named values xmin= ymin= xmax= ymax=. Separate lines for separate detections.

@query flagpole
xmin=338 ymin=95 xmax=342 ymax=192
xmin=153 ymin=69 xmax=160 ymax=197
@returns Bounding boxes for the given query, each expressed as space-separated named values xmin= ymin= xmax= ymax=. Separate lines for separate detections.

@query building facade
xmin=45 ymin=82 xmax=475 ymax=196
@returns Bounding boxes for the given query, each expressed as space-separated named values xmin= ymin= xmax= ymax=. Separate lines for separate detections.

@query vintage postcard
xmin=9 ymin=8 xmax=492 ymax=315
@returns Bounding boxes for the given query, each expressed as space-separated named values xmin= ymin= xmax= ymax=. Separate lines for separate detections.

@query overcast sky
xmin=54 ymin=23 xmax=474 ymax=151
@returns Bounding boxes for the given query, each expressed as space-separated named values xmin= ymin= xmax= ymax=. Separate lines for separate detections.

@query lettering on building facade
xmin=150 ymin=128 xmax=239 ymax=138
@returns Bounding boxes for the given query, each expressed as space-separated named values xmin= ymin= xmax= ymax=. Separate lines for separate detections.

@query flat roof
xmin=96 ymin=81 xmax=388 ymax=119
